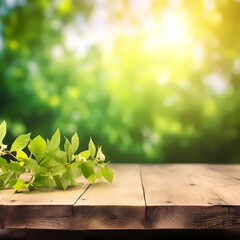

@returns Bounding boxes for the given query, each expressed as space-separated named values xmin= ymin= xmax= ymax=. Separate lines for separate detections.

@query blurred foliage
xmin=1 ymin=0 xmax=240 ymax=163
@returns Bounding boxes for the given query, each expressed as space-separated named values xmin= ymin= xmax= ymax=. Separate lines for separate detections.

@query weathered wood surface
xmin=0 ymin=180 xmax=90 ymax=229
xmin=141 ymin=164 xmax=240 ymax=229
xmin=0 ymin=164 xmax=240 ymax=230
xmin=0 ymin=164 xmax=144 ymax=230
xmin=72 ymin=164 xmax=145 ymax=229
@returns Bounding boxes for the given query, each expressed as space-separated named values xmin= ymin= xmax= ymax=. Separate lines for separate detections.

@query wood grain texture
xmin=1 ymin=164 xmax=240 ymax=230
xmin=72 ymin=164 xmax=145 ymax=229
xmin=141 ymin=164 xmax=240 ymax=229
xmin=0 ymin=182 xmax=90 ymax=229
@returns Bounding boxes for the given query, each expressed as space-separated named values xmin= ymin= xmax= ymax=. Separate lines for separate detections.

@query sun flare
xmin=161 ymin=12 xmax=190 ymax=44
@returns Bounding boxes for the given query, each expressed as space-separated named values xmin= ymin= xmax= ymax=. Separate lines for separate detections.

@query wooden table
xmin=0 ymin=164 xmax=240 ymax=230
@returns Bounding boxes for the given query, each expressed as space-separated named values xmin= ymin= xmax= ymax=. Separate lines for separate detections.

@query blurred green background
xmin=1 ymin=0 xmax=240 ymax=163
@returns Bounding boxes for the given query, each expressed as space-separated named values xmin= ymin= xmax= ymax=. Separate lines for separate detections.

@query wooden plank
xmin=141 ymin=164 xmax=240 ymax=229
xmin=0 ymin=182 xmax=90 ymax=229
xmin=72 ymin=164 xmax=145 ymax=230
xmin=1 ymin=164 xmax=240 ymax=230
xmin=207 ymin=164 xmax=240 ymax=182
xmin=0 ymin=164 xmax=145 ymax=230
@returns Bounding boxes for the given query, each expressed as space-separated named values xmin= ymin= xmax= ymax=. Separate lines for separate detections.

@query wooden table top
xmin=0 ymin=164 xmax=240 ymax=230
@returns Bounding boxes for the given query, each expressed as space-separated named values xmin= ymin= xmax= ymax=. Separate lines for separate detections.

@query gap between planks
xmin=70 ymin=164 xmax=146 ymax=230
xmin=139 ymin=166 xmax=148 ymax=226
xmin=0 ymin=164 xmax=146 ymax=230
xmin=73 ymin=184 xmax=91 ymax=205
xmin=3 ymin=164 xmax=240 ymax=230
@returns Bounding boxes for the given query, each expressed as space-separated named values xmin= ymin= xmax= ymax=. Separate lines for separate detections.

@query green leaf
xmin=7 ymin=163 xmax=25 ymax=173
xmin=23 ymin=158 xmax=39 ymax=174
xmin=64 ymin=138 xmax=73 ymax=162
xmin=0 ymin=179 xmax=4 ymax=190
xmin=38 ymin=166 xmax=48 ymax=175
xmin=39 ymin=157 xmax=56 ymax=167
xmin=53 ymin=175 xmax=63 ymax=189
xmin=88 ymin=138 xmax=96 ymax=158
xmin=81 ymin=161 xmax=96 ymax=184
xmin=70 ymin=178 xmax=83 ymax=186
xmin=71 ymin=165 xmax=82 ymax=178
xmin=61 ymin=166 xmax=72 ymax=190
xmin=94 ymin=161 xmax=107 ymax=168
xmin=96 ymin=169 xmax=103 ymax=180
xmin=71 ymin=132 xmax=79 ymax=154
xmin=33 ymin=175 xmax=49 ymax=189
xmin=0 ymin=157 xmax=7 ymax=165
xmin=0 ymin=120 xmax=6 ymax=145
xmin=10 ymin=133 xmax=31 ymax=152
xmin=96 ymin=146 xmax=101 ymax=159
xmin=28 ymin=184 xmax=35 ymax=191
xmin=61 ymin=176 xmax=68 ymax=190
xmin=48 ymin=177 xmax=54 ymax=189
xmin=79 ymin=150 xmax=90 ymax=159
xmin=16 ymin=150 xmax=28 ymax=161
xmin=102 ymin=165 xmax=113 ymax=183
xmin=0 ymin=171 xmax=14 ymax=186
xmin=13 ymin=179 xmax=25 ymax=191
xmin=28 ymin=135 xmax=46 ymax=162
xmin=47 ymin=129 xmax=60 ymax=151
xmin=44 ymin=148 xmax=67 ymax=164
xmin=8 ymin=179 xmax=17 ymax=187
xmin=51 ymin=165 xmax=66 ymax=176
xmin=53 ymin=150 xmax=67 ymax=164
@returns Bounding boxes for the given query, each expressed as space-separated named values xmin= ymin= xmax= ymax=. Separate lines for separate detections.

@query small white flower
xmin=100 ymin=153 xmax=105 ymax=161
xmin=1 ymin=144 xmax=7 ymax=150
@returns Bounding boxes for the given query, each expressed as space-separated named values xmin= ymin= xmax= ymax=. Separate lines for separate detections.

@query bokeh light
xmin=1 ymin=0 xmax=240 ymax=163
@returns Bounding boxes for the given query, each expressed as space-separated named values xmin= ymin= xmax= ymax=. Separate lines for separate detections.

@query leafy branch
xmin=0 ymin=121 xmax=113 ymax=193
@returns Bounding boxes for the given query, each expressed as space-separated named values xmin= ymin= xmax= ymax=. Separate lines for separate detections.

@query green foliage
xmin=0 ymin=121 xmax=6 ymax=146
xmin=89 ymin=138 xmax=96 ymax=158
xmin=64 ymin=137 xmax=73 ymax=162
xmin=81 ymin=161 xmax=96 ymax=184
xmin=71 ymin=133 xmax=79 ymax=154
xmin=1 ymin=0 xmax=240 ymax=164
xmin=6 ymin=162 xmax=25 ymax=173
xmin=102 ymin=166 xmax=113 ymax=183
xmin=0 ymin=121 xmax=113 ymax=193
xmin=10 ymin=133 xmax=31 ymax=152
xmin=28 ymin=135 xmax=46 ymax=162
xmin=13 ymin=179 xmax=26 ymax=191
xmin=48 ymin=129 xmax=61 ymax=151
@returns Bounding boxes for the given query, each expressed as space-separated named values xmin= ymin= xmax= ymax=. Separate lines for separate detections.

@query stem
xmin=5 ymin=151 xmax=18 ymax=161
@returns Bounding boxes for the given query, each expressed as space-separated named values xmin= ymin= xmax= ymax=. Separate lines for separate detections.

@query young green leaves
xmin=71 ymin=132 xmax=79 ymax=154
xmin=64 ymin=138 xmax=73 ymax=162
xmin=89 ymin=138 xmax=96 ymax=158
xmin=10 ymin=133 xmax=31 ymax=152
xmin=0 ymin=120 xmax=6 ymax=145
xmin=28 ymin=135 xmax=46 ymax=162
xmin=102 ymin=165 xmax=113 ymax=183
xmin=47 ymin=128 xmax=60 ymax=151
xmin=0 ymin=120 xmax=113 ymax=193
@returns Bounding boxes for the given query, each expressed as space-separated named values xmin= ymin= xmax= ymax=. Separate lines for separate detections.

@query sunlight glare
xmin=161 ymin=12 xmax=190 ymax=44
